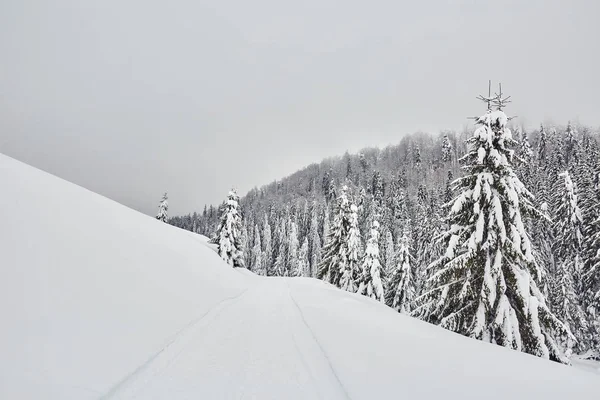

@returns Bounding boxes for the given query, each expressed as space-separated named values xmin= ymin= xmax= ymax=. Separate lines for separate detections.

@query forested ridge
xmin=168 ymin=97 xmax=600 ymax=362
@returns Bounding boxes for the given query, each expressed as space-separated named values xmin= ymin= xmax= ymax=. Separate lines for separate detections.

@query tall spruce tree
xmin=308 ymin=204 xmax=322 ymax=277
xmin=288 ymin=220 xmax=301 ymax=277
xmin=251 ymin=224 xmax=266 ymax=275
xmin=383 ymin=228 xmax=395 ymax=277
xmin=358 ymin=220 xmax=385 ymax=302
xmin=583 ymin=212 xmax=600 ymax=359
xmin=339 ymin=203 xmax=362 ymax=292
xmin=537 ymin=123 xmax=548 ymax=164
xmin=413 ymin=87 xmax=571 ymax=363
xmin=386 ymin=225 xmax=414 ymax=313
xmin=551 ymin=171 xmax=589 ymax=352
xmin=262 ymin=214 xmax=273 ymax=275
xmin=273 ymin=217 xmax=288 ymax=276
xmin=318 ymin=186 xmax=362 ymax=291
xmin=298 ymin=238 xmax=310 ymax=278
xmin=216 ymin=190 xmax=245 ymax=268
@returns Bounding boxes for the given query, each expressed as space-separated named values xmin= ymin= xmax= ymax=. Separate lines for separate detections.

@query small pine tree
xmin=156 ymin=192 xmax=168 ymax=222
xmin=216 ymin=190 xmax=245 ymax=268
xmin=358 ymin=220 xmax=385 ymax=302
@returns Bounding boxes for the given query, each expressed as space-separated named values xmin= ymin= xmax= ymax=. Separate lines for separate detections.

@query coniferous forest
xmin=168 ymin=89 xmax=600 ymax=363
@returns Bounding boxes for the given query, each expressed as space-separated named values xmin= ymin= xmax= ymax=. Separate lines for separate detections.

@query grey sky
xmin=1 ymin=0 xmax=599 ymax=216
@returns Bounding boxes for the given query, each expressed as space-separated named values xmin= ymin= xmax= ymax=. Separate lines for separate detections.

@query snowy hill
xmin=0 ymin=153 xmax=598 ymax=399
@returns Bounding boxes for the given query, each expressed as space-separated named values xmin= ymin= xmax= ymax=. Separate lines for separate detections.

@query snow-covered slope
xmin=0 ymin=153 xmax=598 ymax=399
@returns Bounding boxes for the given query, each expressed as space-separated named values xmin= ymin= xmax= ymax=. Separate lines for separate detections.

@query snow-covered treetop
xmin=227 ymin=189 xmax=240 ymax=207
xmin=228 ymin=189 xmax=239 ymax=200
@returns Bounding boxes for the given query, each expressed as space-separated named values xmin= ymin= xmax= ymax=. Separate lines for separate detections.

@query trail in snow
xmin=102 ymin=278 xmax=349 ymax=400
xmin=101 ymin=288 xmax=249 ymax=399
xmin=285 ymin=281 xmax=351 ymax=400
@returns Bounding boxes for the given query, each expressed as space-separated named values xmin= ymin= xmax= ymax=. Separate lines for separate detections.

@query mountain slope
xmin=0 ymin=153 xmax=598 ymax=399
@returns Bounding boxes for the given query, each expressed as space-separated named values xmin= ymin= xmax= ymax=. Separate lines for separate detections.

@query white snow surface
xmin=1 ymin=153 xmax=599 ymax=399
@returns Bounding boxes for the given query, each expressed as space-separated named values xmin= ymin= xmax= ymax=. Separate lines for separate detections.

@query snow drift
xmin=0 ymin=153 xmax=598 ymax=399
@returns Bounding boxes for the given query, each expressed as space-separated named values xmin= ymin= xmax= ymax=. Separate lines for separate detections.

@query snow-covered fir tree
xmin=386 ymin=225 xmax=413 ymax=313
xmin=537 ymin=123 xmax=548 ymax=164
xmin=564 ymin=122 xmax=579 ymax=167
xmin=318 ymin=187 xmax=350 ymax=284
xmin=552 ymin=172 xmax=584 ymax=268
xmin=272 ymin=217 xmax=288 ymax=276
xmin=262 ymin=214 xmax=273 ymax=274
xmin=444 ymin=170 xmax=454 ymax=204
xmin=216 ymin=190 xmax=245 ymax=268
xmin=551 ymin=171 xmax=589 ymax=352
xmin=318 ymin=186 xmax=362 ymax=291
xmin=532 ymin=201 xmax=555 ymax=299
xmin=288 ymin=221 xmax=301 ymax=277
xmin=583 ymin=211 xmax=600 ymax=358
xmin=413 ymin=89 xmax=572 ymax=363
xmin=413 ymin=186 xmax=432 ymax=295
xmin=298 ymin=238 xmax=310 ymax=277
xmin=156 ymin=192 xmax=168 ymax=222
xmin=371 ymin=170 xmax=385 ymax=206
xmin=308 ymin=204 xmax=322 ymax=277
xmin=358 ymin=220 xmax=385 ymax=302
xmin=383 ymin=228 xmax=395 ymax=277
xmin=251 ymin=224 xmax=266 ymax=275
xmin=273 ymin=241 xmax=287 ymax=276
xmin=339 ymin=203 xmax=362 ymax=292
xmin=241 ymin=221 xmax=250 ymax=268
xmin=516 ymin=131 xmax=534 ymax=186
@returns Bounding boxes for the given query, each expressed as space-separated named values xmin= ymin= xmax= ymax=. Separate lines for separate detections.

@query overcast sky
xmin=1 ymin=0 xmax=599 ymax=216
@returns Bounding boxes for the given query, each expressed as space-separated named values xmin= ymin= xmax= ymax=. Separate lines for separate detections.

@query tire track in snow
xmin=285 ymin=281 xmax=352 ymax=400
xmin=99 ymin=288 xmax=249 ymax=399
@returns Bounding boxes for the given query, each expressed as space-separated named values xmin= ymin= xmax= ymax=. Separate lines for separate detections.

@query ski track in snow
xmin=100 ymin=278 xmax=351 ymax=400
xmin=285 ymin=281 xmax=351 ymax=400
xmin=100 ymin=288 xmax=250 ymax=399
